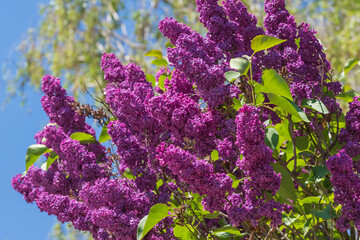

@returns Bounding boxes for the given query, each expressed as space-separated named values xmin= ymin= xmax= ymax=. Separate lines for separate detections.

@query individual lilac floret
xmin=327 ymin=150 xmax=360 ymax=232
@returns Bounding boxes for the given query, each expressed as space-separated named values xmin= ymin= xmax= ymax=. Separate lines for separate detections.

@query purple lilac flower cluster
xmin=12 ymin=76 xmax=172 ymax=240
xmin=263 ymin=0 xmax=341 ymax=112
xmin=327 ymin=151 xmax=360 ymax=232
xmin=12 ymin=0 xmax=352 ymax=238
xmin=156 ymin=143 xmax=232 ymax=212
xmin=339 ymin=97 xmax=360 ymax=171
xmin=225 ymin=105 xmax=283 ymax=227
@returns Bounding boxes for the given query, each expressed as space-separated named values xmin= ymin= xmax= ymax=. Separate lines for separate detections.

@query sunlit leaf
xmin=137 ymin=204 xmax=170 ymax=240
xmin=268 ymin=93 xmax=310 ymax=122
xmin=258 ymin=69 xmax=293 ymax=100
xmin=25 ymin=144 xmax=52 ymax=172
xmin=70 ymin=132 xmax=97 ymax=144
xmin=224 ymin=71 xmax=240 ymax=82
xmin=99 ymin=126 xmax=111 ymax=143
xmin=265 ymin=127 xmax=279 ymax=150
xmin=339 ymin=58 xmax=358 ymax=79
xmin=301 ymin=99 xmax=329 ymax=114
xmin=251 ymin=35 xmax=287 ymax=53
xmin=151 ymin=59 xmax=168 ymax=66
xmin=211 ymin=150 xmax=219 ymax=161
xmin=144 ymin=49 xmax=163 ymax=59
xmin=229 ymin=57 xmax=249 ymax=74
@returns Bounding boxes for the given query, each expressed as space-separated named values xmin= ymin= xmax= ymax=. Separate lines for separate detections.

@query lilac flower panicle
xmin=327 ymin=150 xmax=360 ymax=232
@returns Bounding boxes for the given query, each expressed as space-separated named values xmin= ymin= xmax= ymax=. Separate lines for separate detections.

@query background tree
xmin=4 ymin=0 xmax=360 ymax=102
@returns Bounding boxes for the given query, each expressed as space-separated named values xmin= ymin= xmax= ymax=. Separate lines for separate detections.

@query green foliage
xmin=70 ymin=132 xmax=97 ymax=144
xmin=267 ymin=93 xmax=310 ymax=122
xmin=258 ymin=69 xmax=293 ymax=100
xmin=251 ymin=35 xmax=287 ymax=53
xmin=25 ymin=144 xmax=52 ymax=172
xmin=301 ymin=99 xmax=329 ymax=114
xmin=265 ymin=127 xmax=279 ymax=150
xmin=137 ymin=204 xmax=170 ymax=240
xmin=98 ymin=125 xmax=111 ymax=143
xmin=229 ymin=57 xmax=250 ymax=75
xmin=41 ymin=151 xmax=59 ymax=171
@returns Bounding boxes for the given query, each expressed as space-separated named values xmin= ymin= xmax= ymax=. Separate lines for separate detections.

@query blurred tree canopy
xmin=49 ymin=222 xmax=93 ymax=240
xmin=4 ymin=0 xmax=360 ymax=101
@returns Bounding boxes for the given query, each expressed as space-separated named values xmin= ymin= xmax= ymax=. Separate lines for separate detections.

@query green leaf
xmin=340 ymin=58 xmax=358 ymax=79
xmin=46 ymin=151 xmax=59 ymax=170
xmin=313 ymin=204 xmax=336 ymax=220
xmin=255 ymin=93 xmax=265 ymax=105
xmin=300 ymin=196 xmax=326 ymax=205
xmin=165 ymin=41 xmax=175 ymax=49
xmin=227 ymin=174 xmax=241 ymax=189
xmin=301 ymin=99 xmax=329 ymax=114
xmin=204 ymin=211 xmax=219 ymax=219
xmin=251 ymin=35 xmax=287 ymax=53
xmin=275 ymin=120 xmax=291 ymax=149
xmin=124 ymin=168 xmax=136 ymax=180
xmin=158 ymin=75 xmax=166 ymax=91
xmin=156 ymin=179 xmax=163 ymax=190
xmin=137 ymin=204 xmax=170 ymax=240
xmin=99 ymin=126 xmax=111 ymax=143
xmin=258 ymin=69 xmax=293 ymax=100
xmin=144 ymin=49 xmax=163 ymax=59
xmin=287 ymin=159 xmax=306 ymax=172
xmin=212 ymin=225 xmax=243 ymax=236
xmin=282 ymin=214 xmax=298 ymax=226
xmin=41 ymin=151 xmax=59 ymax=171
xmin=303 ymin=219 xmax=311 ymax=236
xmin=268 ymin=93 xmax=310 ymax=122
xmin=271 ymin=163 xmax=297 ymax=202
xmin=308 ymin=166 xmax=329 ymax=183
xmin=70 ymin=132 xmax=97 ymax=144
xmin=224 ymin=71 xmax=240 ymax=82
xmin=151 ymin=59 xmax=168 ymax=66
xmin=295 ymin=136 xmax=309 ymax=151
xmin=337 ymin=89 xmax=358 ymax=103
xmin=233 ymin=98 xmax=241 ymax=111
xmin=295 ymin=38 xmax=300 ymax=49
xmin=229 ymin=57 xmax=250 ymax=75
xmin=293 ymin=215 xmax=312 ymax=230
xmin=173 ymin=225 xmax=195 ymax=240
xmin=265 ymin=127 xmax=279 ymax=150
xmin=211 ymin=150 xmax=219 ymax=161
xmin=25 ymin=144 xmax=52 ymax=172
xmin=146 ymin=74 xmax=156 ymax=87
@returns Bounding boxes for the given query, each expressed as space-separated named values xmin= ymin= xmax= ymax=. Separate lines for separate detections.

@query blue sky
xmin=0 ymin=1 xmax=59 ymax=239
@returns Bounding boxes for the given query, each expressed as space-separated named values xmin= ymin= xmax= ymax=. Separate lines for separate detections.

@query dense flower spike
xmin=230 ymin=105 xmax=283 ymax=227
xmin=13 ymin=0 xmax=357 ymax=239
xmin=327 ymin=151 xmax=360 ymax=232
xmin=156 ymin=143 xmax=232 ymax=212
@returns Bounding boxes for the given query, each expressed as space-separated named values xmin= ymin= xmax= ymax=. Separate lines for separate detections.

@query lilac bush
xmin=12 ymin=0 xmax=360 ymax=239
